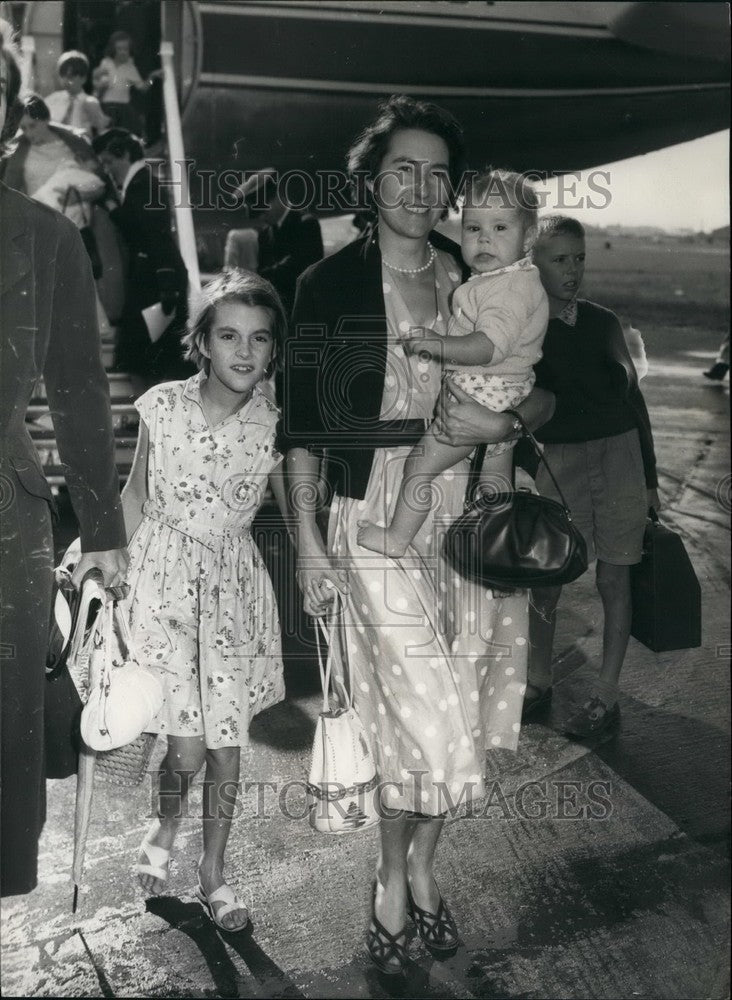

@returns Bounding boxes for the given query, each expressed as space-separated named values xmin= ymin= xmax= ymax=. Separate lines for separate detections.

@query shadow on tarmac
xmin=524 ymin=640 xmax=731 ymax=856
xmin=591 ymin=696 xmax=731 ymax=854
xmin=146 ymin=895 xmax=307 ymax=998
xmin=248 ymin=699 xmax=316 ymax=752
xmin=75 ymin=930 xmax=116 ymax=998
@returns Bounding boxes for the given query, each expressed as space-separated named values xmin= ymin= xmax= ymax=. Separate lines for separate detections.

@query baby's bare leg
xmin=478 ymin=449 xmax=514 ymax=493
xmin=357 ymin=426 xmax=473 ymax=557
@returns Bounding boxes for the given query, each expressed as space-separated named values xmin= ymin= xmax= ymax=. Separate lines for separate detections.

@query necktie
xmin=61 ymin=95 xmax=75 ymax=126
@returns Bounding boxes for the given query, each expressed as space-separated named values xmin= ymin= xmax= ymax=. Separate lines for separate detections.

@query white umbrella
xmin=66 ymin=571 xmax=107 ymax=912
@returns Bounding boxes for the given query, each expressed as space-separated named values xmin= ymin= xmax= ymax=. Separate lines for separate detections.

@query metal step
xmin=26 ymin=405 xmax=139 ymax=430
xmin=31 ymin=374 xmax=136 ymax=405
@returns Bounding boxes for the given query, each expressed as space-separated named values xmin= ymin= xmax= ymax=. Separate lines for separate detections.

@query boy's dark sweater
xmin=533 ymin=299 xmax=658 ymax=488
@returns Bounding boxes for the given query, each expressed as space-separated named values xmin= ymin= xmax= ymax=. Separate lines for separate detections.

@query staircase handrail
xmin=160 ymin=40 xmax=201 ymax=296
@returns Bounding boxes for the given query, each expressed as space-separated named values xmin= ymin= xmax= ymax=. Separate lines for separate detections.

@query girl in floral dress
xmin=122 ymin=271 xmax=287 ymax=932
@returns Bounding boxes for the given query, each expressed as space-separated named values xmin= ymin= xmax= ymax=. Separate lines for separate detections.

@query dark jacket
xmin=280 ymin=228 xmax=465 ymax=499
xmin=0 ymin=183 xmax=126 ymax=896
xmin=110 ymin=162 xmax=187 ymax=308
xmin=258 ymin=209 xmax=324 ymax=312
xmin=109 ymin=162 xmax=193 ymax=381
xmin=533 ymin=300 xmax=658 ymax=488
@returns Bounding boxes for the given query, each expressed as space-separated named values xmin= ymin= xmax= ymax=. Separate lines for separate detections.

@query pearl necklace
xmin=382 ymin=243 xmax=436 ymax=275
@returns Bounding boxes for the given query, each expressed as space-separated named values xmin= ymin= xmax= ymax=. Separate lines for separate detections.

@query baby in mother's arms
xmin=357 ymin=169 xmax=549 ymax=558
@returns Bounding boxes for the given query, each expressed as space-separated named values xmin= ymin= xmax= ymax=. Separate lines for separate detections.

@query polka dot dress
xmin=328 ymin=253 xmax=528 ymax=815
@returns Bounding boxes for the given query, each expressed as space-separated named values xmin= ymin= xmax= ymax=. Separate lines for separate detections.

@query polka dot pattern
xmin=318 ymin=252 xmax=527 ymax=815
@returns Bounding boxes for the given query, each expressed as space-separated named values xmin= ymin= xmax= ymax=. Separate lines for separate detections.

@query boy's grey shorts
xmin=535 ymin=428 xmax=648 ymax=566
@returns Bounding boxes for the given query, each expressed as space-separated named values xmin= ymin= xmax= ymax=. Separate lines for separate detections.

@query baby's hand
xmin=399 ymin=327 xmax=444 ymax=362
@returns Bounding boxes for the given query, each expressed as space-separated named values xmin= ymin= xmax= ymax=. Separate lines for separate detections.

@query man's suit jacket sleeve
xmin=110 ymin=174 xmax=178 ymax=258
xmin=110 ymin=181 xmax=152 ymax=247
xmin=44 ymin=218 xmax=127 ymax=551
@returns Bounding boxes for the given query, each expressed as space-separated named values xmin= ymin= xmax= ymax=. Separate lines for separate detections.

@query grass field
xmin=319 ymin=217 xmax=730 ymax=360
xmin=581 ymin=233 xmax=729 ymax=354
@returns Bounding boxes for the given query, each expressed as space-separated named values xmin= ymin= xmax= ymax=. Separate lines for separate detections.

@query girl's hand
xmin=296 ymin=556 xmax=348 ymax=617
xmin=434 ymin=379 xmax=513 ymax=446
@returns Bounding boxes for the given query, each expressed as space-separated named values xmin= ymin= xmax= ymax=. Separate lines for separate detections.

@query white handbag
xmin=307 ymin=597 xmax=380 ymax=834
xmin=80 ymin=601 xmax=164 ymax=752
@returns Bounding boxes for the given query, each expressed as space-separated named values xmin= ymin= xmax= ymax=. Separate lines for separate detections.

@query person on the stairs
xmin=93 ymin=128 xmax=195 ymax=396
xmin=45 ymin=50 xmax=109 ymax=141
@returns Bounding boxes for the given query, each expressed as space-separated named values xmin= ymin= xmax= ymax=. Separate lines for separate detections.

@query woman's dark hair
xmin=1 ymin=36 xmax=22 ymax=142
xmin=347 ymin=94 xmax=466 ymax=213
xmin=105 ymin=30 xmax=133 ymax=59
xmin=183 ymin=269 xmax=288 ymax=376
xmin=57 ymin=49 xmax=89 ymax=78
xmin=19 ymin=93 xmax=51 ymax=121
xmin=92 ymin=126 xmax=144 ymax=162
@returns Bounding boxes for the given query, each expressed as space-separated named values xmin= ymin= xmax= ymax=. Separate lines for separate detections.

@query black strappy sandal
xmin=366 ymin=882 xmax=409 ymax=976
xmin=407 ymin=883 xmax=460 ymax=953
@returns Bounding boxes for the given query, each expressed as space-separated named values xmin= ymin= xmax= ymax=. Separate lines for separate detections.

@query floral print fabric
xmin=124 ymin=373 xmax=285 ymax=748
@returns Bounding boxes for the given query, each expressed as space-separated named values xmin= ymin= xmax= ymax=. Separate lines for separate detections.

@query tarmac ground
xmin=1 ymin=342 xmax=729 ymax=999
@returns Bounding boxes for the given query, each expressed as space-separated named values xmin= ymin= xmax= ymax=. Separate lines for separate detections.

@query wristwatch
xmin=509 ymin=413 xmax=523 ymax=438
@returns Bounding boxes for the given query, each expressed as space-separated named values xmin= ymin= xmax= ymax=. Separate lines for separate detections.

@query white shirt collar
xmin=468 ymin=256 xmax=534 ymax=281
xmin=120 ymin=158 xmax=148 ymax=200
xmin=557 ymin=298 xmax=579 ymax=326
xmin=182 ymin=371 xmax=278 ymax=422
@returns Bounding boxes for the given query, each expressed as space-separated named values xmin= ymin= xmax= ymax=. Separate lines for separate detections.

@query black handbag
xmin=444 ymin=411 xmax=588 ymax=591
xmin=630 ymin=509 xmax=701 ymax=651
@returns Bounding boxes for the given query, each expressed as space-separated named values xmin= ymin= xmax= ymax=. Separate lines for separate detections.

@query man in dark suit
xmin=1 ymin=39 xmax=128 ymax=896
xmin=93 ymin=128 xmax=195 ymax=394
xmin=224 ymin=168 xmax=324 ymax=312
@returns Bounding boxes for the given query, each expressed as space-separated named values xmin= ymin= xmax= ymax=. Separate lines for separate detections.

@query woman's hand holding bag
xmin=444 ymin=410 xmax=588 ymax=591
xmin=307 ymin=594 xmax=380 ymax=834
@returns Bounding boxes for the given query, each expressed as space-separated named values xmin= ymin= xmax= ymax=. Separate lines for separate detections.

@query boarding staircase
xmin=27 ymin=349 xmax=139 ymax=488
xmin=23 ymin=34 xmax=198 ymax=488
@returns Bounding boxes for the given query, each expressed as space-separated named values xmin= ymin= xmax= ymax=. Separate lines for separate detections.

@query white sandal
xmin=196 ymin=879 xmax=249 ymax=932
xmin=134 ymin=836 xmax=172 ymax=893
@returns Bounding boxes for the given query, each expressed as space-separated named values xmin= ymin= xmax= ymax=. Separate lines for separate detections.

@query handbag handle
xmin=504 ymin=409 xmax=575 ymax=513
xmin=61 ymin=185 xmax=92 ymax=228
xmin=96 ymin=599 xmax=140 ymax=739
xmin=314 ymin=593 xmax=351 ymax=713
xmin=96 ymin=600 xmax=115 ymax=738
xmin=465 ymin=410 xmax=574 ymax=515
xmin=111 ymin=601 xmax=140 ymax=665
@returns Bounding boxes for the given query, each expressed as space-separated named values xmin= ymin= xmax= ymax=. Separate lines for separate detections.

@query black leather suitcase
xmin=631 ymin=512 xmax=702 ymax=652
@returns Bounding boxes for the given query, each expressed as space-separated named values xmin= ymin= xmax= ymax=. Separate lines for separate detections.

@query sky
xmin=541 ymin=129 xmax=729 ymax=233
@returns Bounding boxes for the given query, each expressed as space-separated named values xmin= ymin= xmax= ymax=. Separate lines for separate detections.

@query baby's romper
xmin=447 ymin=258 xmax=548 ymax=457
